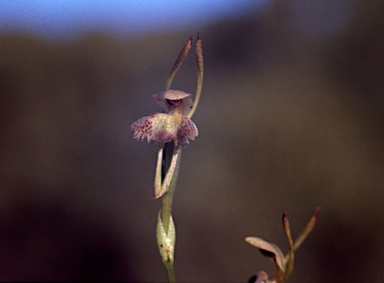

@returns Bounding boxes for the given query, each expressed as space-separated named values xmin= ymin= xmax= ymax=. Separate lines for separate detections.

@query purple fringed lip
xmin=131 ymin=113 xmax=198 ymax=146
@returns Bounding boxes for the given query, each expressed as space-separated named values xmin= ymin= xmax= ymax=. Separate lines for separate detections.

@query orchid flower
xmin=131 ymin=34 xmax=203 ymax=199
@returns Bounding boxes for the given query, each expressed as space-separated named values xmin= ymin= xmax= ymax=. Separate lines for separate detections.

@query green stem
xmin=161 ymin=142 xmax=182 ymax=232
xmin=156 ymin=142 xmax=182 ymax=283
xmin=164 ymin=261 xmax=175 ymax=283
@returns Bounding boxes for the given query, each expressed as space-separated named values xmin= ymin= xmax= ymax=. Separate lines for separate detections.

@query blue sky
xmin=0 ymin=0 xmax=270 ymax=39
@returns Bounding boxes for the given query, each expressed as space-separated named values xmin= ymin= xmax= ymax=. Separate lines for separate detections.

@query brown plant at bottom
xmin=246 ymin=207 xmax=321 ymax=283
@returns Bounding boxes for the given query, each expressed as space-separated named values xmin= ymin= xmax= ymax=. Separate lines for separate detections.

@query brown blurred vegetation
xmin=0 ymin=1 xmax=383 ymax=281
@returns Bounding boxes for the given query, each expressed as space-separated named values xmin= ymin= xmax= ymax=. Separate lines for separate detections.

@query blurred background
xmin=1 ymin=0 xmax=383 ymax=281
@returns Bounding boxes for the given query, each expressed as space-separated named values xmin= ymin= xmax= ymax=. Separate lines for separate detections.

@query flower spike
xmin=131 ymin=33 xmax=204 ymax=282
